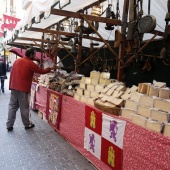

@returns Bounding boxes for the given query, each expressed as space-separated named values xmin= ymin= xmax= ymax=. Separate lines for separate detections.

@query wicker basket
xmin=94 ymin=99 xmax=121 ymax=115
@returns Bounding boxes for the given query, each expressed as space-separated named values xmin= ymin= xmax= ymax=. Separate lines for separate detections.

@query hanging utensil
xmin=138 ymin=0 xmax=156 ymax=33
xmin=165 ymin=0 xmax=170 ymax=22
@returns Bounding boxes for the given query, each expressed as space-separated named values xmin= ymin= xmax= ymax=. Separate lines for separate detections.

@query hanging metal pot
xmin=165 ymin=0 xmax=170 ymax=22
xmin=164 ymin=25 xmax=170 ymax=41
xmin=138 ymin=0 xmax=156 ymax=33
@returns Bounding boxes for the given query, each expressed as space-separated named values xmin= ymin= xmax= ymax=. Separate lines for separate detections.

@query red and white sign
xmin=84 ymin=105 xmax=126 ymax=170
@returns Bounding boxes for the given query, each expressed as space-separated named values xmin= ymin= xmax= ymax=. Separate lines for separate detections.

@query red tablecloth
xmin=122 ymin=119 xmax=170 ymax=170
xmin=35 ymin=85 xmax=47 ymax=113
xmin=34 ymin=86 xmax=170 ymax=170
xmin=57 ymin=95 xmax=112 ymax=170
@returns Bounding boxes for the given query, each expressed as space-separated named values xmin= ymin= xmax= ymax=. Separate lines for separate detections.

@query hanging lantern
xmin=71 ymin=45 xmax=77 ymax=54
xmin=68 ymin=38 xmax=74 ymax=46
xmin=45 ymin=33 xmax=53 ymax=40
xmin=106 ymin=5 xmax=112 ymax=18
xmin=105 ymin=2 xmax=116 ymax=30
xmin=91 ymin=6 xmax=101 ymax=17
xmin=63 ymin=19 xmax=70 ymax=28
xmin=62 ymin=19 xmax=71 ymax=32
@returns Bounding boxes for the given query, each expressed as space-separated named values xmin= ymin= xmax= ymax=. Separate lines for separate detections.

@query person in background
xmin=6 ymin=61 xmax=9 ymax=72
xmin=6 ymin=48 xmax=56 ymax=131
xmin=0 ymin=57 xmax=6 ymax=93
xmin=8 ymin=61 xmax=12 ymax=72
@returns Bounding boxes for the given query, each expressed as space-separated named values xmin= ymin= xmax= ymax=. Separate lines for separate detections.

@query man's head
xmin=25 ymin=48 xmax=36 ymax=60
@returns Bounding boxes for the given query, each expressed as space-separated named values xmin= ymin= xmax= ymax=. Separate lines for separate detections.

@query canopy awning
xmin=9 ymin=47 xmax=49 ymax=61
xmin=3 ymin=0 xmax=166 ymax=49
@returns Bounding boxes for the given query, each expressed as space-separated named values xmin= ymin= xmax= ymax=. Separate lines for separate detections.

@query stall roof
xmin=3 ymin=0 xmax=166 ymax=50
xmin=9 ymin=47 xmax=49 ymax=61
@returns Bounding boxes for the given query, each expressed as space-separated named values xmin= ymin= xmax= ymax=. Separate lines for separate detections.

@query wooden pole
xmin=117 ymin=0 xmax=129 ymax=81
xmin=76 ymin=18 xmax=84 ymax=73
xmin=40 ymin=33 xmax=44 ymax=68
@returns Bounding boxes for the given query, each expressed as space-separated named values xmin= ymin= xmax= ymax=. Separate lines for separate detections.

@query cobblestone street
xmin=0 ymin=73 xmax=96 ymax=170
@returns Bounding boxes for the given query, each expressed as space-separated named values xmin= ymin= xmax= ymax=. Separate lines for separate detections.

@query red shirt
xmin=9 ymin=57 xmax=51 ymax=92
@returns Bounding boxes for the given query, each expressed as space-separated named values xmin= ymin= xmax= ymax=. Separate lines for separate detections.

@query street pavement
xmin=0 ymin=72 xmax=96 ymax=170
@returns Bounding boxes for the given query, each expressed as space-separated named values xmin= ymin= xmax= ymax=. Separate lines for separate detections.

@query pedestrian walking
xmin=0 ymin=57 xmax=6 ymax=93
xmin=6 ymin=48 xmax=55 ymax=131
xmin=8 ymin=61 xmax=12 ymax=71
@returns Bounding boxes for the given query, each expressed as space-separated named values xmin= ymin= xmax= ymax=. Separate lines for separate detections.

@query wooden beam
xmin=150 ymin=30 xmax=164 ymax=37
xmin=8 ymin=41 xmax=54 ymax=49
xmin=83 ymin=35 xmax=103 ymax=42
xmin=27 ymin=27 xmax=78 ymax=37
xmin=17 ymin=29 xmax=113 ymax=45
xmin=51 ymin=9 xmax=122 ymax=26
xmin=8 ymin=42 xmax=37 ymax=48
xmin=122 ymin=32 xmax=159 ymax=68
xmin=81 ymin=14 xmax=123 ymax=63
xmin=17 ymin=37 xmax=56 ymax=44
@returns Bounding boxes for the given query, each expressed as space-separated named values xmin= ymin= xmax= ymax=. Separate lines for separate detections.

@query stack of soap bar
xmin=137 ymin=105 xmax=151 ymax=118
xmin=121 ymin=108 xmax=136 ymax=120
xmin=163 ymin=123 xmax=170 ymax=137
xmin=132 ymin=115 xmax=147 ymax=128
xmin=150 ymin=108 xmax=169 ymax=123
xmin=145 ymin=119 xmax=162 ymax=133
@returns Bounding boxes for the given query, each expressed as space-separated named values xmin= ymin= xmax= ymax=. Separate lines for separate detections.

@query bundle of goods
xmin=94 ymin=82 xmax=126 ymax=115
xmin=94 ymin=83 xmax=138 ymax=115
xmin=38 ymin=72 xmax=55 ymax=88
xmin=38 ymin=70 xmax=83 ymax=97
xmin=121 ymin=80 xmax=170 ymax=137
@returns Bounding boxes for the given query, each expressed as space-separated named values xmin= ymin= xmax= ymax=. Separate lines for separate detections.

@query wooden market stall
xmin=4 ymin=0 xmax=170 ymax=170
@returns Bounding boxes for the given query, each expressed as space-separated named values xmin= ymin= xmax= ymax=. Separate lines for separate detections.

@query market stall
xmin=32 ymin=81 xmax=170 ymax=170
xmin=3 ymin=0 xmax=170 ymax=169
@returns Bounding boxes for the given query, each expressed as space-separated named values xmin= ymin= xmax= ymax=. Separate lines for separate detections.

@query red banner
xmin=85 ymin=105 xmax=102 ymax=135
xmin=101 ymin=137 xmax=123 ymax=170
xmin=84 ymin=105 xmax=126 ymax=170
xmin=46 ymin=89 xmax=62 ymax=130
xmin=0 ymin=14 xmax=20 ymax=31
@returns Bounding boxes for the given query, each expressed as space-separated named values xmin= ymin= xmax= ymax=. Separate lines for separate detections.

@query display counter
xmin=33 ymin=85 xmax=170 ymax=170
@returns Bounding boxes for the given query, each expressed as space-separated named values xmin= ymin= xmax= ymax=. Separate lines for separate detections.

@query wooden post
xmin=54 ymin=23 xmax=59 ymax=71
xmin=40 ymin=33 xmax=44 ymax=68
xmin=117 ymin=0 xmax=129 ymax=81
xmin=76 ymin=18 xmax=83 ymax=73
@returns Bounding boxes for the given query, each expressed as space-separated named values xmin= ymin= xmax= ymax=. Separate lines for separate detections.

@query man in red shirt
xmin=6 ymin=48 xmax=55 ymax=131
